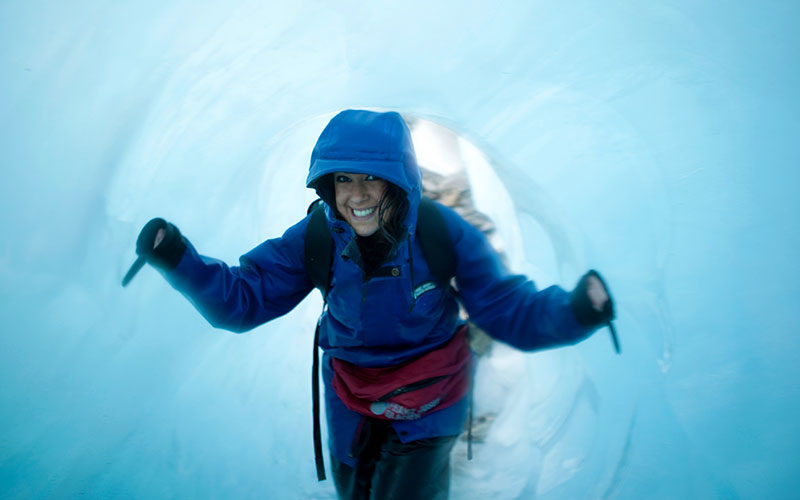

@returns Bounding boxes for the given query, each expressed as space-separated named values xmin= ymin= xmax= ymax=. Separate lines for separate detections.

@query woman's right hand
xmin=136 ymin=218 xmax=168 ymax=257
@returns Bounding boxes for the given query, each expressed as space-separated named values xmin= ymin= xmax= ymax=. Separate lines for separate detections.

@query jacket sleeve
xmin=439 ymin=204 xmax=594 ymax=351
xmin=159 ymin=216 xmax=315 ymax=333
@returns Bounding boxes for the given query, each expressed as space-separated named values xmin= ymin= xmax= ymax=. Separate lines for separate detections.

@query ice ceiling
xmin=1 ymin=1 xmax=798 ymax=499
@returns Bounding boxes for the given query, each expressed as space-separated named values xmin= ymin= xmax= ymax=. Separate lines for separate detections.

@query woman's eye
xmin=335 ymin=175 xmax=351 ymax=183
xmin=365 ymin=175 xmax=378 ymax=181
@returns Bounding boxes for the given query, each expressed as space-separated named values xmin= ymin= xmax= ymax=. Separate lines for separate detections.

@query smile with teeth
xmin=351 ymin=207 xmax=376 ymax=219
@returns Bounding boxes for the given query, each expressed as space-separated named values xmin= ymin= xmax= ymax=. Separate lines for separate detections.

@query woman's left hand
xmin=586 ymin=274 xmax=610 ymax=312
xmin=570 ymin=270 xmax=615 ymax=328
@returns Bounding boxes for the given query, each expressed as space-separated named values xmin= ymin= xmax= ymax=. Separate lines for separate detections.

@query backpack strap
xmin=417 ymin=197 xmax=457 ymax=288
xmin=305 ymin=199 xmax=333 ymax=297
xmin=312 ymin=316 xmax=326 ymax=481
xmin=305 ymin=199 xmax=332 ymax=481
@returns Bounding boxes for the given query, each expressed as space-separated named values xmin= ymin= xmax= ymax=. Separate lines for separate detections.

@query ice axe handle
xmin=121 ymin=256 xmax=146 ymax=287
xmin=607 ymin=320 xmax=621 ymax=354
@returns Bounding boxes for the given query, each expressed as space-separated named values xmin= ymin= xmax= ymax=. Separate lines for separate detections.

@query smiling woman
xmin=333 ymin=173 xmax=388 ymax=236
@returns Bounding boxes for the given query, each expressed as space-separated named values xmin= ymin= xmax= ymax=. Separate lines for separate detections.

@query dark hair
xmin=312 ymin=174 xmax=336 ymax=209
xmin=376 ymin=181 xmax=409 ymax=247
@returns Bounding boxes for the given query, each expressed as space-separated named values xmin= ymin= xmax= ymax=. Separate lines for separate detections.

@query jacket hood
xmin=306 ymin=110 xmax=422 ymax=210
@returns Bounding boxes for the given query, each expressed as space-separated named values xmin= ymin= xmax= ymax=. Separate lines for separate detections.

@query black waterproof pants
xmin=331 ymin=420 xmax=457 ymax=500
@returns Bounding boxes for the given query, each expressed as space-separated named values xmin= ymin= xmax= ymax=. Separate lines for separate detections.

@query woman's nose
xmin=352 ymin=181 xmax=368 ymax=200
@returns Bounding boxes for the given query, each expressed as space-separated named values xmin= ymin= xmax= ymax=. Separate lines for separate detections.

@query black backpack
xmin=304 ymin=197 xmax=460 ymax=481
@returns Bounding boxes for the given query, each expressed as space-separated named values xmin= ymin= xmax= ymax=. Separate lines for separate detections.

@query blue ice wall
xmin=1 ymin=1 xmax=798 ymax=499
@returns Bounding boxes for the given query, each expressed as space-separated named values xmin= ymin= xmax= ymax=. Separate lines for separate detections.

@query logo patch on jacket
xmin=413 ymin=281 xmax=437 ymax=300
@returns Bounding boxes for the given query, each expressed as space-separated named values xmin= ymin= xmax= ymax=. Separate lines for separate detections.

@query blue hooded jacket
xmin=160 ymin=110 xmax=593 ymax=467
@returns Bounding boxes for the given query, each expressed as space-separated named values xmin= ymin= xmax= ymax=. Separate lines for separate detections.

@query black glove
xmin=570 ymin=269 xmax=615 ymax=328
xmin=135 ymin=217 xmax=187 ymax=270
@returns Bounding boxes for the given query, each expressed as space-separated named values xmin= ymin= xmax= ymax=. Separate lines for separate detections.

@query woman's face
xmin=334 ymin=172 xmax=389 ymax=236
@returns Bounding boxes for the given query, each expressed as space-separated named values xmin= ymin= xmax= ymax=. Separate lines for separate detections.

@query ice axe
xmin=607 ymin=320 xmax=621 ymax=354
xmin=122 ymin=219 xmax=178 ymax=288
xmin=121 ymin=256 xmax=146 ymax=287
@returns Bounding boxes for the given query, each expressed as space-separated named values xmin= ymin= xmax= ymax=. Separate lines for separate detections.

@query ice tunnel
xmin=1 ymin=1 xmax=798 ymax=499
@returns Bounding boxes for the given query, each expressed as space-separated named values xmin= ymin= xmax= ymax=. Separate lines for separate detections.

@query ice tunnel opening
xmin=100 ymin=98 xmax=651 ymax=498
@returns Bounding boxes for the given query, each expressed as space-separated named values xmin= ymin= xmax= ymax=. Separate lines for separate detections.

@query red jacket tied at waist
xmin=331 ymin=325 xmax=473 ymax=421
